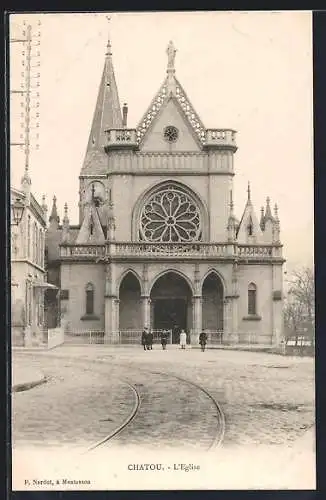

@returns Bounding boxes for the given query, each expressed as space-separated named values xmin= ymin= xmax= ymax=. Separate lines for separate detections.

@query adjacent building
xmin=45 ymin=37 xmax=285 ymax=345
xmin=11 ymin=168 xmax=57 ymax=347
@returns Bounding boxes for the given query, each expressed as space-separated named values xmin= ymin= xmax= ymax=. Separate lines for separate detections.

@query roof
xmin=80 ymin=40 xmax=122 ymax=175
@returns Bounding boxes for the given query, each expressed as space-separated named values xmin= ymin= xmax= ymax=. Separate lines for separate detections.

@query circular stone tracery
xmin=163 ymin=126 xmax=179 ymax=143
xmin=139 ymin=185 xmax=202 ymax=242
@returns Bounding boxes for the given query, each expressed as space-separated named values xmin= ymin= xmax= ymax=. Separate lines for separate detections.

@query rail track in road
xmin=13 ymin=352 xmax=226 ymax=453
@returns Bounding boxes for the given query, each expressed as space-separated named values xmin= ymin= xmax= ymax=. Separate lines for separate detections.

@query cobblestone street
xmin=12 ymin=346 xmax=315 ymax=489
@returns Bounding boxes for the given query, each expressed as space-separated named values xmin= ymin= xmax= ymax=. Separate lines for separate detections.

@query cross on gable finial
xmin=247 ymin=181 xmax=251 ymax=201
xmin=105 ymin=15 xmax=112 ymax=55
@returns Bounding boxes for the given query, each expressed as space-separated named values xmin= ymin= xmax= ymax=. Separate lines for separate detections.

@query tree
xmin=283 ymin=266 xmax=315 ymax=345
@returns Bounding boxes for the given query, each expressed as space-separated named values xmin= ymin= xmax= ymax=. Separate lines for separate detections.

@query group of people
xmin=141 ymin=327 xmax=208 ymax=351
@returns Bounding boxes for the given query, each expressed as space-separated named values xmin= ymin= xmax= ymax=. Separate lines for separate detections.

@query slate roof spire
xmin=81 ymin=25 xmax=123 ymax=174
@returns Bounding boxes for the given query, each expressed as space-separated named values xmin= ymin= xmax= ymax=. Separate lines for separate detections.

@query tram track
xmin=13 ymin=351 xmax=226 ymax=452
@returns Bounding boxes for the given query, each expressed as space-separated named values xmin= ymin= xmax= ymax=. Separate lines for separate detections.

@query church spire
xmin=81 ymin=21 xmax=123 ymax=174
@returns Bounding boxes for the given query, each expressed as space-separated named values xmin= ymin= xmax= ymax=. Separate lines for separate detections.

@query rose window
xmin=139 ymin=186 xmax=202 ymax=242
xmin=163 ymin=126 xmax=179 ymax=143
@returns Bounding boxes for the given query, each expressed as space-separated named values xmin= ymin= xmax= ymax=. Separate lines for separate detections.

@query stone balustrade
xmin=105 ymin=128 xmax=236 ymax=152
xmin=114 ymin=242 xmax=231 ymax=258
xmin=205 ymin=129 xmax=237 ymax=151
xmin=60 ymin=242 xmax=281 ymax=261
xmin=60 ymin=245 xmax=106 ymax=258
xmin=105 ymin=128 xmax=138 ymax=149
xmin=238 ymin=245 xmax=273 ymax=257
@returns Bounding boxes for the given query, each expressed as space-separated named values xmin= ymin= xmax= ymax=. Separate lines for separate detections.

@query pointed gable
xmin=140 ymin=96 xmax=202 ymax=152
xmin=237 ymin=184 xmax=264 ymax=244
xmin=136 ymin=42 xmax=206 ymax=149
xmin=81 ymin=39 xmax=122 ymax=175
xmin=75 ymin=203 xmax=105 ymax=244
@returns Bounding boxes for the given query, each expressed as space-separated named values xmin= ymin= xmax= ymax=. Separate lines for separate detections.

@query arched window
xmin=248 ymin=283 xmax=257 ymax=315
xmin=85 ymin=283 xmax=94 ymax=315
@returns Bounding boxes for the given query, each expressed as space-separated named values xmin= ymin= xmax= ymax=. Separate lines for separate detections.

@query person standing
xmin=161 ymin=329 xmax=168 ymax=350
xmin=179 ymin=329 xmax=187 ymax=350
xmin=199 ymin=330 xmax=208 ymax=352
xmin=147 ymin=329 xmax=153 ymax=350
xmin=141 ymin=327 xmax=148 ymax=351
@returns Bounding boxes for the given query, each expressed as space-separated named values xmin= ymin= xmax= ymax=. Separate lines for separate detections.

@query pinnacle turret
xmin=49 ymin=195 xmax=60 ymax=226
xmin=264 ymin=196 xmax=274 ymax=222
xmin=260 ymin=206 xmax=265 ymax=231
xmin=273 ymin=203 xmax=281 ymax=243
xmin=227 ymin=190 xmax=237 ymax=241
xmin=106 ymin=187 xmax=116 ymax=241
xmin=245 ymin=181 xmax=253 ymax=206
xmin=62 ymin=202 xmax=70 ymax=243
xmin=41 ymin=195 xmax=48 ymax=221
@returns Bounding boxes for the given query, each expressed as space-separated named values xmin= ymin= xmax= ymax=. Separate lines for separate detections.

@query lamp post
xmin=11 ymin=198 xmax=25 ymax=226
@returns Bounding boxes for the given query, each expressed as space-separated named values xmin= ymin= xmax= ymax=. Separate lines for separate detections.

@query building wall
xmin=60 ymin=262 xmax=106 ymax=331
xmin=11 ymin=188 xmax=47 ymax=346
xmin=109 ymin=170 xmax=232 ymax=243
xmin=236 ymin=264 xmax=274 ymax=343
xmin=11 ymin=261 xmax=46 ymax=346
xmin=13 ymin=203 xmax=46 ymax=268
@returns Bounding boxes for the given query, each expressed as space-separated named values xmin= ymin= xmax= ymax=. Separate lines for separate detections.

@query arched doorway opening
xmin=150 ymin=272 xmax=193 ymax=343
xmin=202 ymin=272 xmax=224 ymax=334
xmin=119 ymin=272 xmax=142 ymax=331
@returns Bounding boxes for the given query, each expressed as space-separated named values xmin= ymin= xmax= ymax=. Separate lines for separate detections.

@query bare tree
xmin=284 ymin=266 xmax=315 ymax=345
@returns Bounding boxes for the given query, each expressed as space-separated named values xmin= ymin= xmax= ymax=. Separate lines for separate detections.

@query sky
xmin=9 ymin=11 xmax=314 ymax=273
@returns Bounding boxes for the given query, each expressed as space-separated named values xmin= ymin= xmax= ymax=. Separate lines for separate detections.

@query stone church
xmin=45 ymin=37 xmax=285 ymax=345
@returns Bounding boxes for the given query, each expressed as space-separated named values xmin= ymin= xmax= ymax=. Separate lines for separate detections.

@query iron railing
xmin=62 ymin=329 xmax=269 ymax=346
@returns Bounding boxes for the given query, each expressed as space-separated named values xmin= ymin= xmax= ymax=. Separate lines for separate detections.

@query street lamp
xmin=11 ymin=198 xmax=25 ymax=226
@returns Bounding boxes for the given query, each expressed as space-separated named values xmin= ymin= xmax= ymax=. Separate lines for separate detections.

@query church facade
xmin=46 ymin=38 xmax=285 ymax=345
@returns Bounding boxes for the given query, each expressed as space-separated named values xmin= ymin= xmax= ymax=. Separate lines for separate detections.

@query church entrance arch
xmin=119 ymin=272 xmax=142 ymax=331
xmin=150 ymin=271 xmax=193 ymax=343
xmin=202 ymin=272 xmax=224 ymax=334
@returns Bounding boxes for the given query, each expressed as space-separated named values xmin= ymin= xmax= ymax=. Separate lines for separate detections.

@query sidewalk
xmin=12 ymin=358 xmax=46 ymax=392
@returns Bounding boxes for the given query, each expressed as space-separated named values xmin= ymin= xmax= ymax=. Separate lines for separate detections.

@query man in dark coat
xmin=141 ymin=327 xmax=148 ymax=351
xmin=147 ymin=329 xmax=153 ymax=350
xmin=199 ymin=330 xmax=208 ymax=352
xmin=160 ymin=330 xmax=169 ymax=350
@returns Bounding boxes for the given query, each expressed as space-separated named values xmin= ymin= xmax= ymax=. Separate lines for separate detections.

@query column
xmin=141 ymin=296 xmax=151 ymax=328
xmin=223 ymin=298 xmax=232 ymax=343
xmin=191 ymin=295 xmax=202 ymax=345
xmin=224 ymin=297 xmax=238 ymax=343
xmin=104 ymin=297 xmax=119 ymax=343
xmin=114 ymin=299 xmax=120 ymax=334
xmin=104 ymin=262 xmax=119 ymax=343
